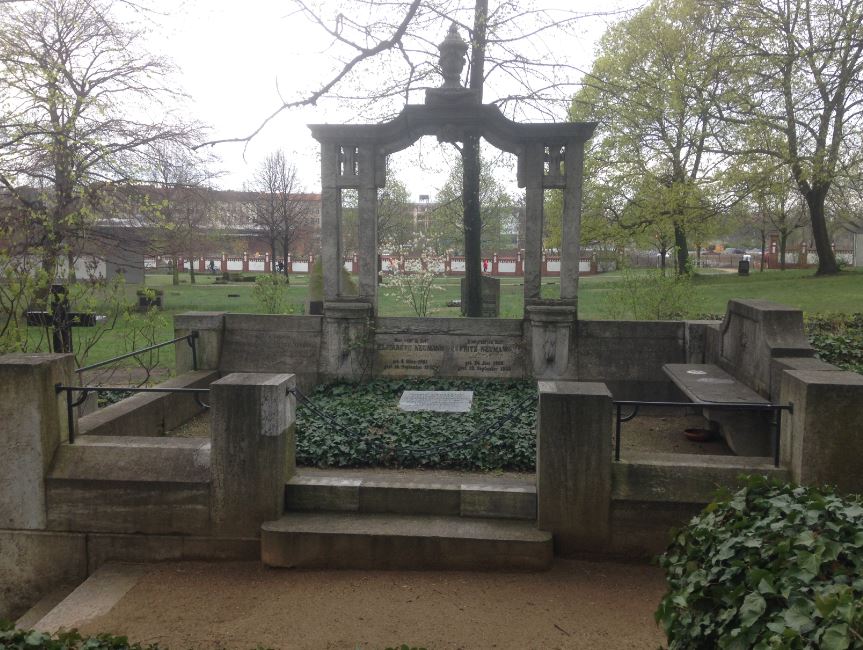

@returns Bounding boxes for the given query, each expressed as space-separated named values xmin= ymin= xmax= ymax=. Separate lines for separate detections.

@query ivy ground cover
xmin=295 ymin=378 xmax=537 ymax=471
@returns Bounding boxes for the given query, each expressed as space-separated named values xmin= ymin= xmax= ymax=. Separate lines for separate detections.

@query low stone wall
xmin=180 ymin=311 xmax=694 ymax=398
xmin=78 ymin=370 xmax=217 ymax=438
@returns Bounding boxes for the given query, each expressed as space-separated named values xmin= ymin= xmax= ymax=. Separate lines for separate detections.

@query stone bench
xmin=662 ymin=363 xmax=774 ymax=457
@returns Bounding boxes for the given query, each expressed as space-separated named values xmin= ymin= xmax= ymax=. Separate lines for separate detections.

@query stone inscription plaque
xmin=376 ymin=334 xmax=523 ymax=378
xmin=399 ymin=391 xmax=474 ymax=413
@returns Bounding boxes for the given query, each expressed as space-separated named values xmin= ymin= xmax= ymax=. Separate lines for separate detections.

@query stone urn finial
xmin=438 ymin=23 xmax=468 ymax=89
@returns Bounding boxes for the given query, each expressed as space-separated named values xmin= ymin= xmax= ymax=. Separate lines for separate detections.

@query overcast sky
xmin=146 ymin=1 xmax=640 ymax=200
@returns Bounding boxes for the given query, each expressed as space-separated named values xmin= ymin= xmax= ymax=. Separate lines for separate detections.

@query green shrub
xmin=656 ymin=477 xmax=863 ymax=649
xmin=296 ymin=378 xmax=536 ymax=470
xmin=805 ymin=313 xmax=863 ymax=374
xmin=604 ymin=268 xmax=702 ymax=320
xmin=252 ymin=274 xmax=293 ymax=314
xmin=0 ymin=622 xmax=159 ymax=649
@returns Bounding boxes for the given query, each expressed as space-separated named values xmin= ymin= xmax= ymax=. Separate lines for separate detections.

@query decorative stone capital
xmin=439 ymin=23 xmax=468 ymax=89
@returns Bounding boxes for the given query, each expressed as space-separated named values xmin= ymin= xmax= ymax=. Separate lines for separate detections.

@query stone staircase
xmin=261 ymin=469 xmax=552 ymax=570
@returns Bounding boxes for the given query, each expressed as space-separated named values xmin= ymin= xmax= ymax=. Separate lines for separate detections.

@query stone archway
xmin=309 ymin=25 xmax=596 ymax=318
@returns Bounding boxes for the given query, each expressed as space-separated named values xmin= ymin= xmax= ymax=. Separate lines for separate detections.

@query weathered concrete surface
xmin=537 ymin=381 xmax=612 ymax=555
xmin=612 ymin=452 xmax=788 ymax=503
xmin=219 ymin=314 xmax=322 ymax=391
xmin=261 ymin=512 xmax=552 ymax=570
xmin=610 ymin=500 xmax=704 ymax=558
xmin=711 ymin=300 xmax=813 ymax=398
xmin=46 ymin=436 xmax=210 ymax=535
xmin=780 ymin=369 xmax=863 ymax=494
xmin=577 ymin=320 xmax=685 ymax=400
xmin=0 ymin=353 xmax=74 ymax=530
xmin=285 ymin=472 xmax=536 ymax=520
xmin=321 ymin=303 xmax=374 ymax=381
xmin=0 ymin=529 xmax=87 ymax=622
xmin=375 ymin=317 xmax=525 ymax=379
xmin=78 ymin=370 xmax=217 ymax=437
xmin=33 ymin=563 xmax=148 ymax=633
xmin=174 ymin=312 xmax=225 ymax=373
xmin=86 ymin=533 xmax=259 ymax=571
xmin=526 ymin=306 xmax=577 ymax=379
xmin=210 ymin=373 xmax=295 ymax=537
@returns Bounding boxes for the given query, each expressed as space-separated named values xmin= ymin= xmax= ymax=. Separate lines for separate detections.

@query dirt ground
xmin=79 ymin=560 xmax=668 ymax=650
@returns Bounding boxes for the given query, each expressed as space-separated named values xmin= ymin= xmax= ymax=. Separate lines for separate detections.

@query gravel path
xmin=79 ymin=560 xmax=667 ymax=649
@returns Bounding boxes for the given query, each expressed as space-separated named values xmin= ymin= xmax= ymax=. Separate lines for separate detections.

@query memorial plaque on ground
xmin=398 ymin=391 xmax=474 ymax=413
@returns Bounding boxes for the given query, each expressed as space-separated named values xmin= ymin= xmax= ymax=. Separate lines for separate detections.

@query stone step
xmin=261 ymin=512 xmax=552 ymax=571
xmin=285 ymin=470 xmax=536 ymax=520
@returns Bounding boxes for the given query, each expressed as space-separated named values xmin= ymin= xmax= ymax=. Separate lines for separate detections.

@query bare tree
xmin=204 ymin=1 xmax=614 ymax=315
xmin=0 ymin=0 xmax=194 ymax=278
xmin=247 ymin=151 xmax=312 ymax=282
xmin=135 ymin=143 xmax=223 ymax=285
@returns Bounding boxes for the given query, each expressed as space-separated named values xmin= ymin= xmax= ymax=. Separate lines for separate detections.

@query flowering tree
xmin=382 ymin=237 xmax=445 ymax=317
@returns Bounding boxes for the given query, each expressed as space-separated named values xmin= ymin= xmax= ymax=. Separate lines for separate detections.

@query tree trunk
xmin=779 ymin=232 xmax=788 ymax=270
xmin=659 ymin=247 xmax=668 ymax=273
xmin=462 ymin=0 xmax=488 ymax=318
xmin=282 ymin=235 xmax=290 ymax=284
xmin=188 ymin=256 xmax=196 ymax=284
xmin=172 ymin=258 xmax=179 ymax=286
xmin=806 ymin=188 xmax=840 ymax=275
xmin=673 ymin=221 xmax=689 ymax=275
xmin=270 ymin=239 xmax=278 ymax=275
xmin=759 ymin=230 xmax=766 ymax=272
xmin=463 ymin=136 xmax=483 ymax=317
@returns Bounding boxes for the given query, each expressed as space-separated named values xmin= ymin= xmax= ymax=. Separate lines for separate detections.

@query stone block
xmin=716 ymin=300 xmax=813 ymax=396
xmin=0 ymin=529 xmax=87 ymax=622
xmin=220 ymin=315 xmax=322 ymax=392
xmin=0 ymin=353 xmax=74 ymax=530
xmin=77 ymin=371 xmax=217 ymax=437
xmin=321 ymin=302 xmax=374 ymax=381
xmin=358 ymin=481 xmax=461 ymax=516
xmin=86 ymin=533 xmax=259 ymax=571
xmin=611 ymin=452 xmax=788 ymax=504
xmin=286 ymin=476 xmax=361 ymax=512
xmin=576 ymin=320 xmax=685 ymax=384
xmin=460 ymin=484 xmax=536 ymax=520
xmin=210 ymin=373 xmax=296 ymax=537
xmin=537 ymin=381 xmax=612 ymax=554
xmin=174 ymin=312 xmax=225 ymax=373
xmin=526 ymin=305 xmax=577 ymax=379
xmin=780 ymin=369 xmax=863 ymax=493
xmin=460 ymin=275 xmax=500 ymax=317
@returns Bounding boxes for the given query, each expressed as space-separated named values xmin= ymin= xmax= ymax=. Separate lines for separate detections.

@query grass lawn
xmin=32 ymin=267 xmax=863 ymax=371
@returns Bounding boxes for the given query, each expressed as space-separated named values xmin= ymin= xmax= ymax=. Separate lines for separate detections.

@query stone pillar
xmin=210 ymin=372 xmax=296 ymax=537
xmin=780 ymin=369 xmax=863 ymax=494
xmin=174 ymin=312 xmax=225 ymax=373
xmin=526 ymin=305 xmax=577 ymax=379
xmin=522 ymin=143 xmax=545 ymax=307
xmin=321 ymin=302 xmax=374 ymax=381
xmin=560 ymin=140 xmax=584 ymax=303
xmin=0 ymin=354 xmax=74 ymax=529
xmin=320 ymin=143 xmax=342 ymax=302
xmin=537 ymin=381 xmax=612 ymax=555
xmin=357 ymin=145 xmax=378 ymax=306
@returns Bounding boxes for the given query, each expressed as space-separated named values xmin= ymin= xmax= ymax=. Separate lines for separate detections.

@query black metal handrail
xmin=612 ymin=399 xmax=794 ymax=467
xmin=76 ymin=331 xmax=199 ymax=374
xmin=55 ymin=384 xmax=210 ymax=444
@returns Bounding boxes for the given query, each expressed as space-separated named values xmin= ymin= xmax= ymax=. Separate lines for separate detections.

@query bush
xmin=805 ymin=313 xmax=863 ymax=374
xmin=604 ymin=268 xmax=702 ymax=320
xmin=656 ymin=477 xmax=863 ymax=649
xmin=252 ymin=274 xmax=293 ymax=314
xmin=0 ymin=623 xmax=159 ymax=649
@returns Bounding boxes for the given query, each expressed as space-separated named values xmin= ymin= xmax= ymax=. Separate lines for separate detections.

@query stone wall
xmin=189 ymin=311 xmax=693 ymax=398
